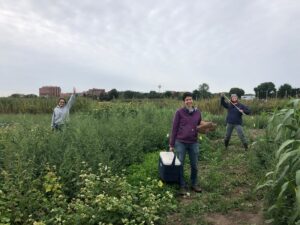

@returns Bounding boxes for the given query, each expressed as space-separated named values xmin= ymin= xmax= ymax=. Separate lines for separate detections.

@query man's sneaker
xmin=179 ymin=187 xmax=187 ymax=195
xmin=191 ymin=185 xmax=202 ymax=193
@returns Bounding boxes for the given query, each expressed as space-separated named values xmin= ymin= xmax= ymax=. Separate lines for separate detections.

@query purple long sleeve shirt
xmin=169 ymin=107 xmax=202 ymax=147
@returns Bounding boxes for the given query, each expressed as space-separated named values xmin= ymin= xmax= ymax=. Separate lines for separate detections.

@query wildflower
xmin=158 ymin=180 xmax=163 ymax=188
xmin=33 ymin=222 xmax=46 ymax=225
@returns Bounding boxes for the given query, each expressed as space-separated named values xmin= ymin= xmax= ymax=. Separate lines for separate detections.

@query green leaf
xmin=276 ymin=123 xmax=283 ymax=133
xmin=296 ymin=128 xmax=300 ymax=139
xmin=295 ymin=186 xmax=300 ymax=207
xmin=267 ymin=204 xmax=277 ymax=213
xmin=265 ymin=171 xmax=274 ymax=177
xmin=283 ymin=109 xmax=294 ymax=123
xmin=276 ymin=149 xmax=300 ymax=171
xmin=255 ymin=180 xmax=274 ymax=191
xmin=275 ymin=129 xmax=283 ymax=142
xmin=265 ymin=218 xmax=274 ymax=224
xmin=295 ymin=186 xmax=300 ymax=217
xmin=276 ymin=140 xmax=296 ymax=158
xmin=45 ymin=184 xmax=52 ymax=193
xmin=296 ymin=171 xmax=300 ymax=186
xmin=275 ymin=165 xmax=290 ymax=185
xmin=291 ymin=158 xmax=300 ymax=173
xmin=285 ymin=124 xmax=298 ymax=131
xmin=291 ymin=99 xmax=300 ymax=108
xmin=277 ymin=181 xmax=290 ymax=200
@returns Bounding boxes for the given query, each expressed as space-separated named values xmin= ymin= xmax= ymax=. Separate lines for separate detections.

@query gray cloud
xmin=0 ymin=0 xmax=299 ymax=96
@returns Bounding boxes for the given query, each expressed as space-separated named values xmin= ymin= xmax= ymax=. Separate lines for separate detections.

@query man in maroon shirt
xmin=169 ymin=92 xmax=202 ymax=195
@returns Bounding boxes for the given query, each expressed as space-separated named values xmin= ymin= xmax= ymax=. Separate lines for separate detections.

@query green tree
xmin=123 ymin=91 xmax=135 ymax=99
xmin=108 ymin=89 xmax=119 ymax=99
xmin=163 ymin=91 xmax=172 ymax=98
xmin=10 ymin=93 xmax=24 ymax=98
xmin=277 ymin=83 xmax=292 ymax=98
xmin=148 ymin=91 xmax=161 ymax=99
xmin=99 ymin=92 xmax=112 ymax=101
xmin=198 ymin=83 xmax=212 ymax=99
xmin=292 ymin=88 xmax=300 ymax=98
xmin=192 ymin=89 xmax=200 ymax=100
xmin=254 ymin=82 xmax=276 ymax=99
xmin=24 ymin=94 xmax=38 ymax=98
xmin=229 ymin=88 xmax=245 ymax=98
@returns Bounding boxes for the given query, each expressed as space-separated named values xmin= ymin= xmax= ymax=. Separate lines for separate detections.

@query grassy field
xmin=0 ymin=98 xmax=299 ymax=224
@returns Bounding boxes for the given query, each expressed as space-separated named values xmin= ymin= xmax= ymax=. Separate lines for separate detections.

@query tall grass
xmin=0 ymin=97 xmax=96 ymax=113
xmin=0 ymin=96 xmax=288 ymax=114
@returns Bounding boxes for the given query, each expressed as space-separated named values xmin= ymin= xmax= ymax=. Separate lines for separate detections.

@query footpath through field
xmin=166 ymin=129 xmax=266 ymax=225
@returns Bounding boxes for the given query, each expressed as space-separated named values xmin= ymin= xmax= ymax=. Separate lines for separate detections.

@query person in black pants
xmin=220 ymin=93 xmax=251 ymax=150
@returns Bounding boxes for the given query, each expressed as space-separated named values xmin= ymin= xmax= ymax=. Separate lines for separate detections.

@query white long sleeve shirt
xmin=51 ymin=94 xmax=76 ymax=127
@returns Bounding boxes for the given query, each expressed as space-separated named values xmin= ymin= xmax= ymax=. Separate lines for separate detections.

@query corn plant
xmin=256 ymin=99 xmax=300 ymax=225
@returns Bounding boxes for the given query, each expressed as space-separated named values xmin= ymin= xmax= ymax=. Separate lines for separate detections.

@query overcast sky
xmin=0 ymin=0 xmax=299 ymax=96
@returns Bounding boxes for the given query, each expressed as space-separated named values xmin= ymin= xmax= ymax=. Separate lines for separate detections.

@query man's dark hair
xmin=182 ymin=92 xmax=193 ymax=101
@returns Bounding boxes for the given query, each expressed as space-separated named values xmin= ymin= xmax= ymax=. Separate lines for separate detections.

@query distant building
xmin=39 ymin=86 xmax=61 ymax=97
xmin=85 ymin=88 xmax=105 ymax=97
xmin=60 ymin=93 xmax=72 ymax=98
xmin=241 ymin=95 xmax=255 ymax=100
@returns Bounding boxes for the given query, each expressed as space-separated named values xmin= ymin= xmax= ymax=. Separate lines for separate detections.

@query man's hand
xmin=169 ymin=147 xmax=174 ymax=152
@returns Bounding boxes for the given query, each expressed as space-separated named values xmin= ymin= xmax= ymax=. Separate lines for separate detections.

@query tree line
xmin=6 ymin=82 xmax=299 ymax=101
xmin=88 ymin=82 xmax=300 ymax=100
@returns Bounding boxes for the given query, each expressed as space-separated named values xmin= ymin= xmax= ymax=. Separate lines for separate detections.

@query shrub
xmin=0 ymin=163 xmax=176 ymax=225
xmin=65 ymin=163 xmax=176 ymax=225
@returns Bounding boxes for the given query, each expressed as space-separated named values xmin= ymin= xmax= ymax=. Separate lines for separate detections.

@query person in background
xmin=51 ymin=87 xmax=76 ymax=130
xmin=220 ymin=93 xmax=251 ymax=150
xmin=169 ymin=92 xmax=202 ymax=195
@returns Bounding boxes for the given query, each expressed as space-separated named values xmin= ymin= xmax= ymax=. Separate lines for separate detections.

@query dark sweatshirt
xmin=169 ymin=107 xmax=202 ymax=147
xmin=221 ymin=97 xmax=250 ymax=125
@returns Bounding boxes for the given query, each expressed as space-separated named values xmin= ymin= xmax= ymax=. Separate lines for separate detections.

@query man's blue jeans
xmin=175 ymin=140 xmax=199 ymax=187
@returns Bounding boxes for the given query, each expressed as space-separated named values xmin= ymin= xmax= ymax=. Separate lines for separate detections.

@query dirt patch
xmin=229 ymin=186 xmax=249 ymax=197
xmin=205 ymin=210 xmax=265 ymax=225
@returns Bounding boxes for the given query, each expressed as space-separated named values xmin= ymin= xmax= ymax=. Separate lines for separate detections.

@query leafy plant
xmin=256 ymin=99 xmax=300 ymax=225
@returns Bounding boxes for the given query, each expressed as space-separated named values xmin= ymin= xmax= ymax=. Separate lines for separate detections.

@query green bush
xmin=0 ymin=164 xmax=176 ymax=225
xmin=126 ymin=152 xmax=160 ymax=185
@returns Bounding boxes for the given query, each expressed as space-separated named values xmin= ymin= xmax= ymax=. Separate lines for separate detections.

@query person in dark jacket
xmin=221 ymin=93 xmax=250 ymax=150
xmin=169 ymin=92 xmax=202 ymax=195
